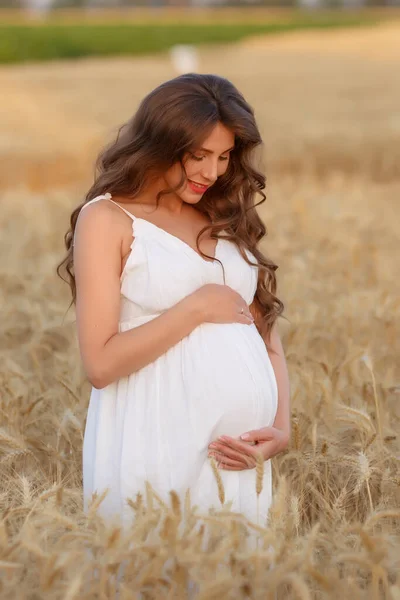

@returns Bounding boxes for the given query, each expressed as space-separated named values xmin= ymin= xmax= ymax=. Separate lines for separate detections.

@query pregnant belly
xmin=110 ymin=317 xmax=279 ymax=503
xmin=180 ymin=321 xmax=278 ymax=450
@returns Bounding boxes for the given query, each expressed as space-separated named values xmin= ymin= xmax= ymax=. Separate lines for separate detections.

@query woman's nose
xmin=201 ymin=161 xmax=218 ymax=183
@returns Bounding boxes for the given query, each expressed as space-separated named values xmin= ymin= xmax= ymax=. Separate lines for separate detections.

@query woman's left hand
xmin=207 ymin=426 xmax=290 ymax=471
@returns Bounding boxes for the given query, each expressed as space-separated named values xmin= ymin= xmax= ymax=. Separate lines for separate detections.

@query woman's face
xmin=164 ymin=121 xmax=235 ymax=204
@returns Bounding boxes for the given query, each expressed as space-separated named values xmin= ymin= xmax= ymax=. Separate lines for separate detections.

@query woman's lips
xmin=188 ymin=180 xmax=209 ymax=194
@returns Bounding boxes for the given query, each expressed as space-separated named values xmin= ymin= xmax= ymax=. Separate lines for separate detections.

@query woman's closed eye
xmin=191 ymin=153 xmax=229 ymax=162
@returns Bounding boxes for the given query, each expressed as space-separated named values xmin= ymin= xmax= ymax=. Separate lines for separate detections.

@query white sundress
xmin=79 ymin=193 xmax=278 ymax=532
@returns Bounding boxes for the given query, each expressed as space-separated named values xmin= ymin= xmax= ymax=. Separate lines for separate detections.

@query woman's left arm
xmin=248 ymin=297 xmax=291 ymax=441
xmin=265 ymin=321 xmax=291 ymax=442
xmin=207 ymin=308 xmax=291 ymax=469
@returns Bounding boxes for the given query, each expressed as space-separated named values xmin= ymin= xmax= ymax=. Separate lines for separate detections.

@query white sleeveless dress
xmin=80 ymin=193 xmax=278 ymax=530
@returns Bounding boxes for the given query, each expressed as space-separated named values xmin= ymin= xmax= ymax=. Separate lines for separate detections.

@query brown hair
xmin=57 ymin=73 xmax=284 ymax=343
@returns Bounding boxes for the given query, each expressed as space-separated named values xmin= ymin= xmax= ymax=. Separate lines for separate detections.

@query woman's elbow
xmin=88 ymin=374 xmax=106 ymax=390
xmin=86 ymin=363 xmax=108 ymax=390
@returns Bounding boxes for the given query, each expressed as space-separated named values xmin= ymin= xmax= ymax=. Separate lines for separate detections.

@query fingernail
xmin=240 ymin=433 xmax=250 ymax=440
xmin=209 ymin=443 xmax=217 ymax=448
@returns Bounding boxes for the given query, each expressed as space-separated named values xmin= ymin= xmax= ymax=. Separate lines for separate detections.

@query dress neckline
xmin=104 ymin=192 xmax=221 ymax=266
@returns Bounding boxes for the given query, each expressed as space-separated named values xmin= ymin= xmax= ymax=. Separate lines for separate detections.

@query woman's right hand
xmin=189 ymin=283 xmax=254 ymax=325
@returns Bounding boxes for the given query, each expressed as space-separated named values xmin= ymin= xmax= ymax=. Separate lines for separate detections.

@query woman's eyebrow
xmin=198 ymin=146 xmax=234 ymax=154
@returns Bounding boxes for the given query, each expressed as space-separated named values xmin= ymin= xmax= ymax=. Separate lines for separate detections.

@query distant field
xmin=1 ymin=6 xmax=394 ymax=24
xmin=0 ymin=8 xmax=385 ymax=64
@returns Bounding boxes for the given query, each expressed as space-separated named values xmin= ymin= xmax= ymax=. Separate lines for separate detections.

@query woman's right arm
xmin=74 ymin=202 xmax=254 ymax=389
xmin=74 ymin=202 xmax=207 ymax=390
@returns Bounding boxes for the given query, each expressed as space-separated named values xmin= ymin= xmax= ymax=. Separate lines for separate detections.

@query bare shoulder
xmin=75 ymin=198 xmax=125 ymax=233
xmin=75 ymin=198 xmax=133 ymax=252
xmin=73 ymin=199 xmax=127 ymax=388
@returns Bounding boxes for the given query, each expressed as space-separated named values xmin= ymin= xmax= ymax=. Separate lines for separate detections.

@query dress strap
xmin=74 ymin=193 xmax=136 ymax=248
xmin=104 ymin=193 xmax=136 ymax=222
xmin=80 ymin=193 xmax=136 ymax=221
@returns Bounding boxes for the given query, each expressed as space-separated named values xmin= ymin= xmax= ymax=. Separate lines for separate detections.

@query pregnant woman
xmin=57 ymin=73 xmax=290 ymax=532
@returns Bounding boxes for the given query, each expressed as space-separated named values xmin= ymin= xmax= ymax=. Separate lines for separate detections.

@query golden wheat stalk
xmin=362 ymin=354 xmax=383 ymax=444
xmin=169 ymin=489 xmax=182 ymax=518
xmin=255 ymin=451 xmax=265 ymax=538
xmin=256 ymin=452 xmax=265 ymax=496
xmin=209 ymin=457 xmax=225 ymax=506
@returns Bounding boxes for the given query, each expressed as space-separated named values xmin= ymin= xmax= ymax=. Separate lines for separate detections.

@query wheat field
xmin=0 ymin=19 xmax=399 ymax=599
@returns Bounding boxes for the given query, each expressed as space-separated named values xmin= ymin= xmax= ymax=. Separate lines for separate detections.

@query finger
xmin=219 ymin=464 xmax=246 ymax=471
xmin=209 ymin=451 xmax=253 ymax=469
xmin=237 ymin=315 xmax=254 ymax=326
xmin=217 ymin=436 xmax=258 ymax=458
xmin=217 ymin=460 xmax=247 ymax=471
xmin=243 ymin=307 xmax=254 ymax=321
xmin=209 ymin=446 xmax=255 ymax=468
xmin=237 ymin=304 xmax=254 ymax=324
xmin=211 ymin=455 xmax=249 ymax=469
xmin=209 ymin=442 xmax=250 ymax=464
xmin=240 ymin=427 xmax=277 ymax=443
xmin=257 ymin=440 xmax=278 ymax=461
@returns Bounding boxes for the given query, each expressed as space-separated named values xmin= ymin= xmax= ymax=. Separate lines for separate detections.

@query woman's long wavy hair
xmin=57 ymin=73 xmax=284 ymax=344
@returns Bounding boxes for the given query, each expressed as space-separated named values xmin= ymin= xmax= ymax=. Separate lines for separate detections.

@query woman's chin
xmin=181 ymin=193 xmax=202 ymax=204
